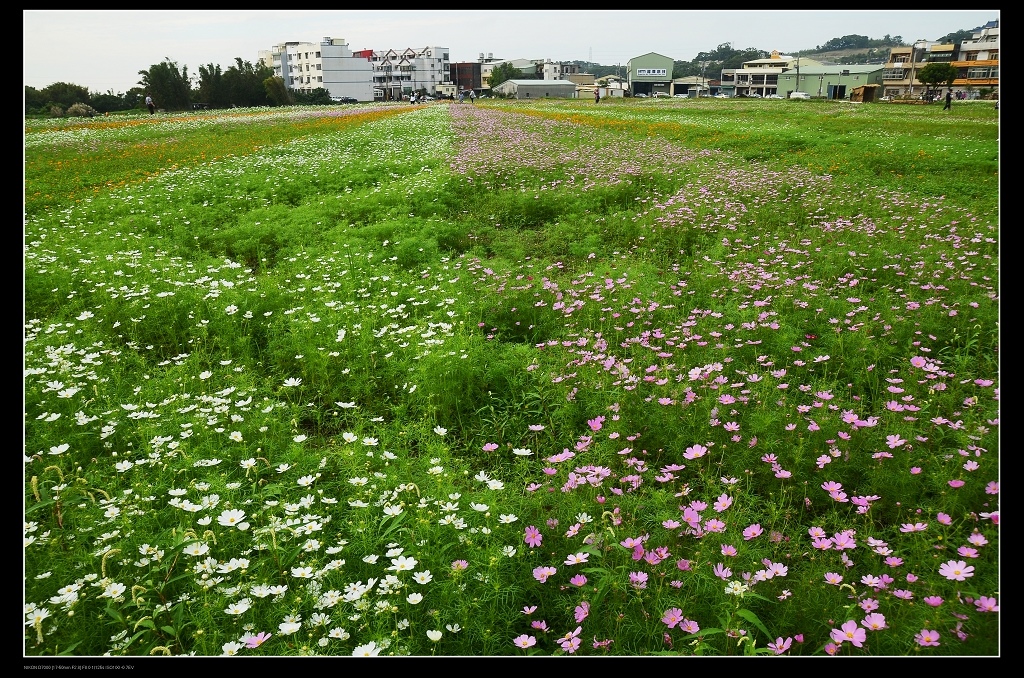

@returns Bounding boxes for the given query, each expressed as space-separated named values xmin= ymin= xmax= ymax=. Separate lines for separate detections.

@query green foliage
xmin=263 ymin=76 xmax=292 ymax=106
xmin=488 ymin=62 xmax=525 ymax=88
xmin=916 ymin=63 xmax=959 ymax=90
xmin=137 ymin=58 xmax=193 ymax=111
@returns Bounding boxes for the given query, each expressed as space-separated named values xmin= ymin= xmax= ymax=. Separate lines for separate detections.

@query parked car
xmin=765 ymin=94 xmax=782 ymax=99
xmin=335 ymin=96 xmax=358 ymax=104
xmin=714 ymin=93 xmax=729 ymax=99
xmin=652 ymin=92 xmax=670 ymax=98
xmin=634 ymin=93 xmax=647 ymax=98
xmin=789 ymin=91 xmax=811 ymax=100
xmin=673 ymin=93 xmax=687 ymax=98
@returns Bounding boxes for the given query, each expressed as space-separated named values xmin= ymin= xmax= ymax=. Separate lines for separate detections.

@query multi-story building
xmin=259 ymin=38 xmax=373 ymax=102
xmin=450 ymin=62 xmax=482 ymax=95
xmin=542 ymin=60 xmax=580 ymax=80
xmin=364 ymin=46 xmax=450 ymax=100
xmin=727 ymin=51 xmax=826 ymax=98
xmin=881 ymin=41 xmax=954 ymax=99
xmin=952 ymin=19 xmax=999 ymax=96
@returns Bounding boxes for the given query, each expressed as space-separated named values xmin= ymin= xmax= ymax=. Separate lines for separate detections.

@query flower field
xmin=24 ymin=98 xmax=999 ymax=657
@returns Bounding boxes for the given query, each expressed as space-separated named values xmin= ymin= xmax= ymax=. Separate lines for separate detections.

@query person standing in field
xmin=145 ymin=94 xmax=155 ymax=114
xmin=595 ymin=87 xmax=600 ymax=104
xmin=469 ymin=90 xmax=476 ymax=104
xmin=943 ymin=89 xmax=952 ymax=110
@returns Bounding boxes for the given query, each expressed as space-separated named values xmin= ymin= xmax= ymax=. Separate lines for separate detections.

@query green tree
xmin=222 ymin=58 xmax=274 ymax=107
xmin=41 ymin=82 xmax=91 ymax=109
xmin=488 ymin=62 xmax=524 ymax=88
xmin=292 ymin=87 xmax=332 ymax=106
xmin=197 ymin=63 xmax=229 ymax=108
xmin=138 ymin=59 xmax=193 ymax=111
xmin=263 ymin=76 xmax=292 ymax=106
xmin=25 ymin=86 xmax=48 ymax=114
xmin=89 ymin=89 xmax=129 ymax=113
xmin=916 ymin=62 xmax=958 ymax=94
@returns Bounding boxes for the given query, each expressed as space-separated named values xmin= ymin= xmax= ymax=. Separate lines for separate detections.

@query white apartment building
xmin=368 ymin=46 xmax=450 ymax=100
xmin=542 ymin=60 xmax=580 ymax=80
xmin=259 ymin=37 xmax=373 ymax=102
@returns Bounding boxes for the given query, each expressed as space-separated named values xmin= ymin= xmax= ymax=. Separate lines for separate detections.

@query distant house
xmin=492 ymin=79 xmax=577 ymax=99
xmin=627 ymin=52 xmax=674 ymax=97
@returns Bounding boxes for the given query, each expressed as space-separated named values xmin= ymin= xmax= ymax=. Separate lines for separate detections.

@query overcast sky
xmin=24 ymin=10 xmax=998 ymax=94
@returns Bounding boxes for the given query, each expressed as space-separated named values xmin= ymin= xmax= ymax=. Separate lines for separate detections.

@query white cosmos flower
xmin=352 ymin=641 xmax=380 ymax=656
xmin=217 ymin=509 xmax=247 ymax=528
xmin=512 ymin=448 xmax=533 ymax=456
xmin=407 ymin=592 xmax=424 ymax=604
xmin=426 ymin=630 xmax=442 ymax=642
xmin=282 ymin=378 xmax=302 ymax=387
xmin=433 ymin=426 xmax=447 ymax=435
xmin=470 ymin=503 xmax=489 ymax=512
xmin=388 ymin=555 xmax=418 ymax=571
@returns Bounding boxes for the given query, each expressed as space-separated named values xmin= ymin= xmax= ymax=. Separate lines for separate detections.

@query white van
xmin=790 ymin=91 xmax=811 ymax=100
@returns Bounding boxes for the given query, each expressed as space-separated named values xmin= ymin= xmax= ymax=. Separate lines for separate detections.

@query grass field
xmin=24 ymin=97 xmax=999 ymax=657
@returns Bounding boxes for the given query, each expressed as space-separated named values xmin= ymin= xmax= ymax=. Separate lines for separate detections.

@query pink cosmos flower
xmin=985 ymin=481 xmax=999 ymax=495
xmin=679 ymin=619 xmax=700 ymax=634
xmin=885 ymin=434 xmax=907 ymax=448
xmin=936 ymin=512 xmax=952 ymax=525
xmin=968 ymin=532 xmax=988 ymax=546
xmin=721 ymin=544 xmax=737 ymax=557
xmin=948 ymin=479 xmax=965 ymax=488
xmin=628 ymin=571 xmax=648 ymax=589
xmin=938 ymin=560 xmax=974 ymax=581
xmin=524 ymin=526 xmax=543 ymax=548
xmin=683 ymin=444 xmax=708 ymax=460
xmin=914 ymin=629 xmax=940 ymax=647
xmin=531 ymin=620 xmax=548 ymax=631
xmin=244 ymin=631 xmax=272 ymax=648
xmin=564 ymin=552 xmax=589 ymax=566
xmin=768 ymin=637 xmax=792 ymax=655
xmin=831 ymin=620 xmax=867 ymax=647
xmin=824 ymin=572 xmax=843 ymax=585
xmin=532 ymin=566 xmax=557 ymax=583
xmin=910 ymin=467 xmax=922 ymax=474
xmin=522 ymin=606 xmax=537 ymax=615
xmin=513 ymin=634 xmax=537 ymax=648
xmin=923 ymin=596 xmax=943 ymax=607
xmin=957 ymin=546 xmax=979 ymax=558
xmin=574 ymin=601 xmax=590 ymax=623
xmin=569 ymin=573 xmax=587 ymax=587
xmin=713 ymin=563 xmax=732 ymax=580
xmin=451 ymin=560 xmax=468 ymax=571
xmin=742 ymin=524 xmax=764 ymax=540
xmin=482 ymin=442 xmax=499 ymax=452
xmin=662 ymin=607 xmax=684 ymax=628
xmin=974 ymin=596 xmax=998 ymax=612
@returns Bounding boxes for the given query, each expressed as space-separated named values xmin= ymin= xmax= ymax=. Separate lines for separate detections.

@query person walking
xmin=469 ymin=90 xmax=476 ymax=104
xmin=943 ymin=89 xmax=952 ymax=111
xmin=594 ymin=87 xmax=600 ymax=104
xmin=145 ymin=94 xmax=156 ymax=115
